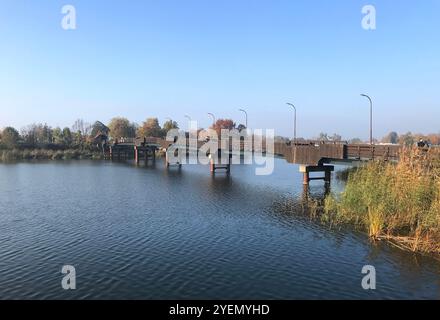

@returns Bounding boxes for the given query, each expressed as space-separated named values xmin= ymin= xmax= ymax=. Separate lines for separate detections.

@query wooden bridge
xmin=273 ymin=141 xmax=400 ymax=184
xmin=107 ymin=136 xmax=402 ymax=185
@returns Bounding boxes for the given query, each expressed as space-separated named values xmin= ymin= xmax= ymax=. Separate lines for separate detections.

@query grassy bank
xmin=0 ymin=148 xmax=105 ymax=162
xmin=325 ymin=147 xmax=440 ymax=254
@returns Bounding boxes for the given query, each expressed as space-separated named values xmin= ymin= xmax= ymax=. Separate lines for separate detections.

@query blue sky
xmin=0 ymin=0 xmax=439 ymax=139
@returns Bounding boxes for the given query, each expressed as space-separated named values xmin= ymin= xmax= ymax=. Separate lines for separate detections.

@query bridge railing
xmin=346 ymin=144 xmax=400 ymax=161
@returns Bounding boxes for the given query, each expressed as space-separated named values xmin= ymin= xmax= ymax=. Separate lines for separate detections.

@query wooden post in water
xmin=325 ymin=169 xmax=331 ymax=185
xmin=303 ymin=170 xmax=310 ymax=185
xmin=134 ymin=146 xmax=139 ymax=165
xmin=210 ymin=150 xmax=231 ymax=175
xmin=300 ymin=165 xmax=334 ymax=186
xmin=210 ymin=157 xmax=215 ymax=173
xmin=145 ymin=149 xmax=149 ymax=166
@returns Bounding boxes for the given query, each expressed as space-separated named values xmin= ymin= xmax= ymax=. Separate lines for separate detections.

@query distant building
xmin=93 ymin=132 xmax=108 ymax=152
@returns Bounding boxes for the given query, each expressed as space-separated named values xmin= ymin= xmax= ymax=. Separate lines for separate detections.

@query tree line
xmin=0 ymin=117 xmax=243 ymax=150
xmin=381 ymin=131 xmax=440 ymax=146
xmin=2 ymin=117 xmax=439 ymax=150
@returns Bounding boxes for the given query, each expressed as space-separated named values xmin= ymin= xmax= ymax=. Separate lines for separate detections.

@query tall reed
xmin=325 ymin=147 xmax=440 ymax=254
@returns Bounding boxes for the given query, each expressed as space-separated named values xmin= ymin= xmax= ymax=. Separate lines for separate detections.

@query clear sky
xmin=0 ymin=0 xmax=439 ymax=139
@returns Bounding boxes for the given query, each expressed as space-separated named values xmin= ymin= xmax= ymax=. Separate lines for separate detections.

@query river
xmin=0 ymin=158 xmax=439 ymax=299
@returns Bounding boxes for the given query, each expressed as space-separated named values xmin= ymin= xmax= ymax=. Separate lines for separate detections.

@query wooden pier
xmin=110 ymin=140 xmax=161 ymax=166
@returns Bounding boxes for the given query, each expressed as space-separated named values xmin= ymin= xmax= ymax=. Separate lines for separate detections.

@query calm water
xmin=0 ymin=158 xmax=439 ymax=299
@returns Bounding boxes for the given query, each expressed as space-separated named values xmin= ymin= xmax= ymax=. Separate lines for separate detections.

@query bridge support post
xmin=303 ymin=170 xmax=309 ymax=185
xmin=134 ymin=146 xmax=139 ymax=165
xmin=325 ymin=170 xmax=331 ymax=185
xmin=300 ymin=165 xmax=334 ymax=186
xmin=165 ymin=148 xmax=182 ymax=168
xmin=210 ymin=150 xmax=231 ymax=175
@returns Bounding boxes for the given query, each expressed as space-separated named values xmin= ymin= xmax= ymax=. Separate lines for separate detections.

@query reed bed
xmin=0 ymin=149 xmax=104 ymax=162
xmin=325 ymin=147 xmax=440 ymax=255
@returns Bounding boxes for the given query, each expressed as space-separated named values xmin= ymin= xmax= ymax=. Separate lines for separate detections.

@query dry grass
xmin=0 ymin=149 xmax=104 ymax=162
xmin=325 ymin=147 xmax=440 ymax=255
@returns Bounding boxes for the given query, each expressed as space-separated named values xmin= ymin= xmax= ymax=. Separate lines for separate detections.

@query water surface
xmin=0 ymin=159 xmax=439 ymax=299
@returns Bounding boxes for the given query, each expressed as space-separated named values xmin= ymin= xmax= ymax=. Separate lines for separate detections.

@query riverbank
xmin=324 ymin=147 xmax=440 ymax=255
xmin=0 ymin=148 xmax=105 ymax=162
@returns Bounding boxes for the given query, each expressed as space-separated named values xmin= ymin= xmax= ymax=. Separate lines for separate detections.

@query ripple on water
xmin=0 ymin=160 xmax=439 ymax=300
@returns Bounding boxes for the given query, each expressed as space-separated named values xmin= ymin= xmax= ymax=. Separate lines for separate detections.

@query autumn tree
xmin=1 ymin=127 xmax=20 ymax=148
xmin=108 ymin=117 xmax=137 ymax=139
xmin=137 ymin=118 xmax=163 ymax=138
xmin=211 ymin=119 xmax=236 ymax=135
xmin=162 ymin=120 xmax=179 ymax=134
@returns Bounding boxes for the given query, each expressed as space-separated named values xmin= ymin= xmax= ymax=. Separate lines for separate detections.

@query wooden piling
xmin=134 ymin=146 xmax=139 ymax=164
xmin=299 ymin=165 xmax=334 ymax=186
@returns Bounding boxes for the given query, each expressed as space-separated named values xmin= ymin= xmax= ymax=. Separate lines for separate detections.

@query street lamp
xmin=360 ymin=94 xmax=373 ymax=145
xmin=286 ymin=103 xmax=297 ymax=144
xmin=184 ymin=115 xmax=192 ymax=130
xmin=208 ymin=113 xmax=216 ymax=127
xmin=239 ymin=108 xmax=248 ymax=129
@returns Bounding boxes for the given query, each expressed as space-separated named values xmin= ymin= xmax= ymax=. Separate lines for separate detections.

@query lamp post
xmin=239 ymin=108 xmax=248 ymax=129
xmin=184 ymin=115 xmax=192 ymax=131
xmin=208 ymin=113 xmax=216 ymax=128
xmin=360 ymin=94 xmax=373 ymax=145
xmin=286 ymin=103 xmax=297 ymax=144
